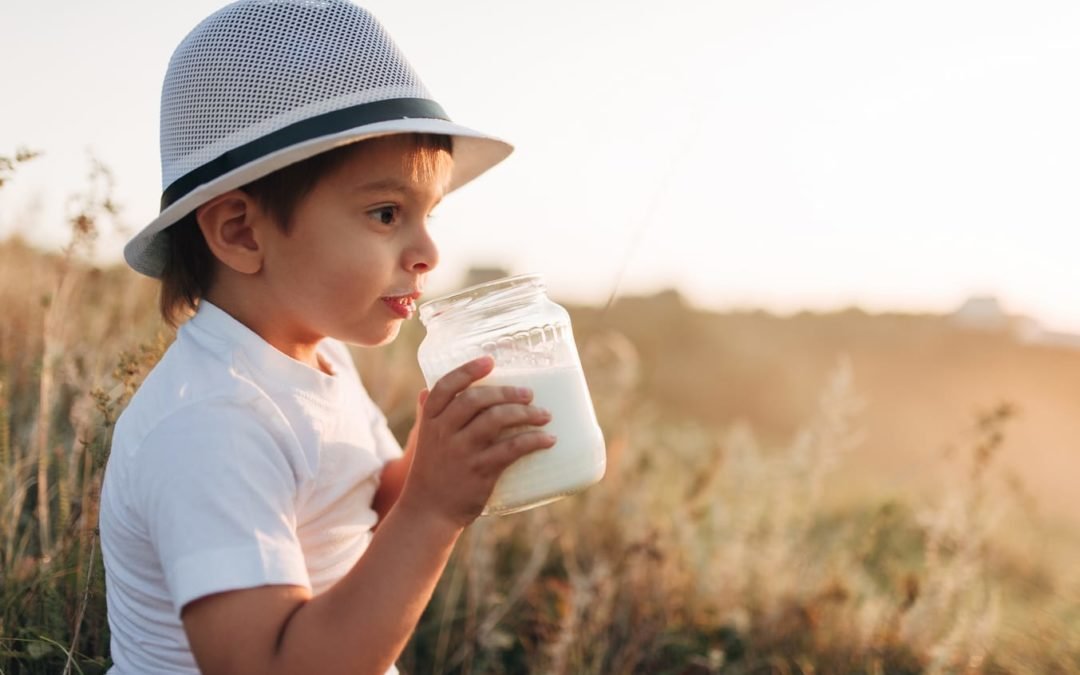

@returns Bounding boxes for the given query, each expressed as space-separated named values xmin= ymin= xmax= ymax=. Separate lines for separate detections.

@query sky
xmin=3 ymin=0 xmax=1080 ymax=329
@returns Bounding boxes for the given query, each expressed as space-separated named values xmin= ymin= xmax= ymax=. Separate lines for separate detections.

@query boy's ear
xmin=195 ymin=190 xmax=266 ymax=275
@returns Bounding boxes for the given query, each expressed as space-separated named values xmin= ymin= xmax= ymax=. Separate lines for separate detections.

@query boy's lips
xmin=381 ymin=291 xmax=422 ymax=319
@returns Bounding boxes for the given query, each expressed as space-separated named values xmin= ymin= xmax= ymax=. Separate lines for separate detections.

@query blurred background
xmin=2 ymin=1 xmax=1079 ymax=673
xmin=5 ymin=0 xmax=1080 ymax=326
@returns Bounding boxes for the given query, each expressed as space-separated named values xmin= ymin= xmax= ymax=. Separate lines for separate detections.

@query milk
xmin=475 ymin=366 xmax=606 ymax=515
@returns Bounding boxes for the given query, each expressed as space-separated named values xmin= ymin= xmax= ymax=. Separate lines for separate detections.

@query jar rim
xmin=418 ymin=273 xmax=545 ymax=324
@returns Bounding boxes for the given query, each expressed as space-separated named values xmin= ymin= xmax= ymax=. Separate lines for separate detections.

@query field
xmin=1 ymin=169 xmax=1078 ymax=673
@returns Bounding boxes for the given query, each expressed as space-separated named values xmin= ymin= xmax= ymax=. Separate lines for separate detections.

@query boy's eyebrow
xmin=352 ymin=178 xmax=412 ymax=193
xmin=352 ymin=177 xmax=448 ymax=200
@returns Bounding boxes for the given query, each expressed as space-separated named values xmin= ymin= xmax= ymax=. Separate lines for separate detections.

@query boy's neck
xmin=202 ymin=288 xmax=332 ymax=376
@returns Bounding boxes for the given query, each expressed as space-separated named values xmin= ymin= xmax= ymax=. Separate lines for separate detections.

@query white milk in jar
xmin=476 ymin=366 xmax=606 ymax=513
xmin=417 ymin=274 xmax=606 ymax=515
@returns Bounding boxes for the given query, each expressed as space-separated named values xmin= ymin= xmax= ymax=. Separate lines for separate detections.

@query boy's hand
xmin=399 ymin=355 xmax=555 ymax=528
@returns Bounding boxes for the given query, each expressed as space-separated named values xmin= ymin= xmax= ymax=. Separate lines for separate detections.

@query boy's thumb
xmin=417 ymin=389 xmax=429 ymax=409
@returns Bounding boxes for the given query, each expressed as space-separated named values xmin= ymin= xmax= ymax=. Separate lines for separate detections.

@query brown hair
xmin=158 ymin=133 xmax=453 ymax=327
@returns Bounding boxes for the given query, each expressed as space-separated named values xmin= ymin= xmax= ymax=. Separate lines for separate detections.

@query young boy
xmin=98 ymin=2 xmax=556 ymax=673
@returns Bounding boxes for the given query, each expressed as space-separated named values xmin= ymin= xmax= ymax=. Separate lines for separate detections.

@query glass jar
xmin=417 ymin=274 xmax=606 ymax=515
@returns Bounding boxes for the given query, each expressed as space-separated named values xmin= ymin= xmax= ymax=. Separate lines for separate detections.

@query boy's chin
xmin=341 ymin=322 xmax=403 ymax=348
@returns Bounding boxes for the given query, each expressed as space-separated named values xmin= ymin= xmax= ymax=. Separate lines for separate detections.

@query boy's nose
xmin=404 ymin=228 xmax=439 ymax=272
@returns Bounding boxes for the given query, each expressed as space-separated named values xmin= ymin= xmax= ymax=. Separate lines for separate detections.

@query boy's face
xmin=259 ymin=135 xmax=450 ymax=348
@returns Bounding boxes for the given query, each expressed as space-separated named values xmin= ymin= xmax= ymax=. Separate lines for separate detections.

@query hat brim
xmin=124 ymin=118 xmax=512 ymax=278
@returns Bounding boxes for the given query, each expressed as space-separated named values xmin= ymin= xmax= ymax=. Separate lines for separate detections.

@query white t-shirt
xmin=100 ymin=300 xmax=403 ymax=674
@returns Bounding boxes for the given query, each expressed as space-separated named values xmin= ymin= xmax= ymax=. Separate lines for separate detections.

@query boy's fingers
xmin=417 ymin=389 xmax=429 ymax=410
xmin=440 ymin=386 xmax=535 ymax=432
xmin=424 ymin=357 xmax=495 ymax=418
xmin=480 ymin=431 xmax=557 ymax=473
xmin=465 ymin=403 xmax=551 ymax=445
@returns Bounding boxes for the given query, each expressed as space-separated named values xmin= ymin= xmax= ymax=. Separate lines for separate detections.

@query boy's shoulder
xmin=113 ymin=308 xmax=369 ymax=460
xmin=115 ymin=322 xmax=274 ymax=451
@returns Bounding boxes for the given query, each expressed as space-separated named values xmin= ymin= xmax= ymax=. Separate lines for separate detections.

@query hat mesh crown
xmin=160 ymin=0 xmax=432 ymax=191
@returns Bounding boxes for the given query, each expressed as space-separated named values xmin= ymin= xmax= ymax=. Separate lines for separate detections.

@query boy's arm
xmin=372 ymin=454 xmax=410 ymax=522
xmin=182 ymin=358 xmax=555 ymax=675
xmin=182 ymin=497 xmax=460 ymax=675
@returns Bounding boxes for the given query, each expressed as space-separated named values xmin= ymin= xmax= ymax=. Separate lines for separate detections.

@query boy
xmin=98 ymin=2 xmax=556 ymax=674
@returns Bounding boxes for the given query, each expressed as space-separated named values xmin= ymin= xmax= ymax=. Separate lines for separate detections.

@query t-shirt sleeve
xmin=135 ymin=399 xmax=311 ymax=617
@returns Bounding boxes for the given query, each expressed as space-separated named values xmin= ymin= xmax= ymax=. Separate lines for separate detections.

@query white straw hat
xmin=125 ymin=0 xmax=513 ymax=278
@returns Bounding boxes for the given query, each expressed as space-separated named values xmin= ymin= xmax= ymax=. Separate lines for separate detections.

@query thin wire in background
xmin=601 ymin=104 xmax=707 ymax=318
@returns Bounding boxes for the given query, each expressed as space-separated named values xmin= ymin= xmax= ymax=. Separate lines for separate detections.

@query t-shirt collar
xmin=185 ymin=299 xmax=341 ymax=400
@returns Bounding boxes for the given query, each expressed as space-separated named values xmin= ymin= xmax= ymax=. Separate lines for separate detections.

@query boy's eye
xmin=370 ymin=206 xmax=397 ymax=225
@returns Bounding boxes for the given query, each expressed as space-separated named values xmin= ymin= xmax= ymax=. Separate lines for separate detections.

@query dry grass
xmin=0 ymin=153 xmax=163 ymax=674
xmin=1 ymin=155 xmax=1078 ymax=673
xmin=395 ymin=355 xmax=1080 ymax=675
